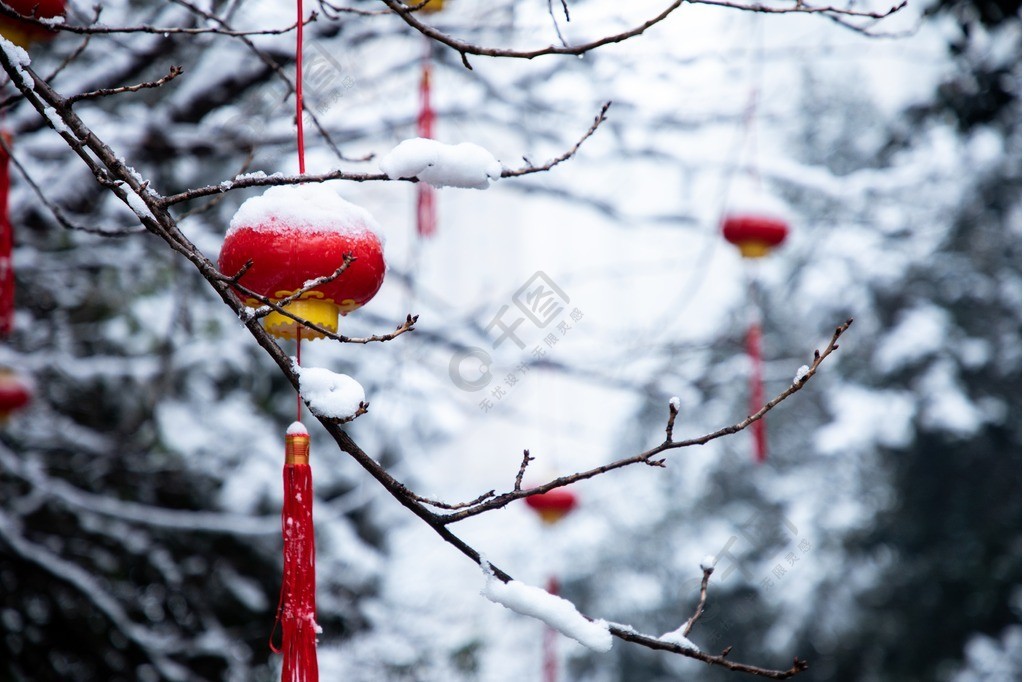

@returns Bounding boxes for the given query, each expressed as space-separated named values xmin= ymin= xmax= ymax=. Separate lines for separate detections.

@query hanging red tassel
xmin=415 ymin=57 xmax=438 ymax=238
xmin=0 ymin=131 xmax=14 ymax=338
xmin=272 ymin=423 xmax=319 ymax=681
xmin=746 ymin=321 xmax=767 ymax=463
xmin=543 ymin=575 xmax=560 ymax=682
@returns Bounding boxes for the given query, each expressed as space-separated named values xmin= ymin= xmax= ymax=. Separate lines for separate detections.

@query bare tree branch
xmin=67 ymin=65 xmax=184 ymax=103
xmin=377 ymin=0 xmax=904 ymax=69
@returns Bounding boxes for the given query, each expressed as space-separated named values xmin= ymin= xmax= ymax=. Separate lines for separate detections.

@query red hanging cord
xmin=746 ymin=315 xmax=767 ymax=463
xmin=295 ymin=0 xmax=306 ymax=175
xmin=415 ymin=44 xmax=437 ymax=237
xmin=270 ymin=4 xmax=319 ymax=680
xmin=0 ymin=132 xmax=13 ymax=338
xmin=543 ymin=576 xmax=560 ymax=682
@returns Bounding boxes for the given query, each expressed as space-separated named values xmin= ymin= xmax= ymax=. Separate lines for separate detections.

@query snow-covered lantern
xmin=0 ymin=368 xmax=31 ymax=422
xmin=218 ymin=184 xmax=386 ymax=340
xmin=525 ymin=488 xmax=578 ymax=525
xmin=0 ymin=0 xmax=66 ymax=48
xmin=721 ymin=183 xmax=789 ymax=259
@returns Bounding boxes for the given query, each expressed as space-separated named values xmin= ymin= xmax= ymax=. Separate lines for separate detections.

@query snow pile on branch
xmin=296 ymin=365 xmax=365 ymax=420
xmin=724 ymin=177 xmax=791 ymax=220
xmin=0 ymin=37 xmax=34 ymax=90
xmin=480 ymin=565 xmax=613 ymax=652
xmin=793 ymin=364 xmax=811 ymax=384
xmin=379 ymin=138 xmax=502 ymax=189
xmin=658 ymin=625 xmax=700 ymax=652
xmin=229 ymin=184 xmax=381 ymax=237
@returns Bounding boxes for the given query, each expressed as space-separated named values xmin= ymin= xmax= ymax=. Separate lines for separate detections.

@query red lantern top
xmin=524 ymin=488 xmax=578 ymax=525
xmin=0 ymin=369 xmax=31 ymax=420
xmin=219 ymin=184 xmax=386 ymax=340
xmin=0 ymin=0 xmax=66 ymax=48
xmin=721 ymin=183 xmax=790 ymax=259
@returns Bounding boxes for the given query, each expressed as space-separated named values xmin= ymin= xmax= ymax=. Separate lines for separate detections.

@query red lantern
xmin=524 ymin=488 xmax=578 ymax=525
xmin=218 ymin=184 xmax=386 ymax=340
xmin=0 ymin=0 xmax=66 ymax=49
xmin=722 ymin=214 xmax=788 ymax=258
xmin=721 ymin=186 xmax=789 ymax=259
xmin=0 ymin=369 xmax=31 ymax=422
xmin=721 ymin=182 xmax=790 ymax=463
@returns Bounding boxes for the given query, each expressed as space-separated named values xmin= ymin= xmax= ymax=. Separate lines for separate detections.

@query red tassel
xmin=417 ymin=60 xmax=434 ymax=140
xmin=746 ymin=322 xmax=767 ymax=463
xmin=543 ymin=576 xmax=559 ymax=682
xmin=272 ymin=426 xmax=319 ymax=681
xmin=0 ymin=131 xmax=14 ymax=338
xmin=416 ymin=184 xmax=437 ymax=237
xmin=415 ymin=58 xmax=438 ymax=238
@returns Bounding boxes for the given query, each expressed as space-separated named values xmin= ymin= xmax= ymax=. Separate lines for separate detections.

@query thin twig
xmin=67 ymin=65 xmax=184 ymax=103
xmin=666 ymin=398 xmax=680 ymax=442
xmin=237 ymin=256 xmax=356 ymax=321
xmin=411 ymin=490 xmax=497 ymax=511
xmin=501 ymin=102 xmax=611 ymax=178
xmin=514 ymin=449 xmax=534 ymax=492
xmin=0 ymin=4 xmax=315 ymax=36
xmin=380 ymin=0 xmax=903 ymax=68
xmin=437 ymin=320 xmax=854 ymax=524
xmin=682 ymin=565 xmax=714 ymax=637
xmin=0 ymin=136 xmax=144 ymax=237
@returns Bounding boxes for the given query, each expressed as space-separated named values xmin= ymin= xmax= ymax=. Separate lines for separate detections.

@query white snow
xmin=700 ymin=554 xmax=717 ymax=571
xmin=657 ymin=625 xmax=700 ymax=652
xmin=42 ymin=107 xmax=68 ymax=134
xmin=296 ymin=364 xmax=366 ymax=420
xmin=235 ymin=170 xmax=269 ymax=181
xmin=669 ymin=396 xmax=681 ymax=411
xmin=480 ymin=567 xmax=613 ymax=652
xmin=0 ymin=37 xmax=33 ymax=89
xmin=724 ymin=176 xmax=791 ymax=221
xmin=228 ymin=183 xmax=382 ymax=238
xmin=379 ymin=138 xmax=502 ymax=189
xmin=117 ymin=183 xmax=154 ymax=221
xmin=793 ymin=365 xmax=811 ymax=384
xmin=286 ymin=421 xmax=308 ymax=436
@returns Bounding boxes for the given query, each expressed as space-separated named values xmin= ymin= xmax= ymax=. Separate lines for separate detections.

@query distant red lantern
xmin=218 ymin=185 xmax=386 ymax=340
xmin=0 ymin=0 xmax=66 ymax=48
xmin=0 ymin=369 xmax=31 ymax=422
xmin=721 ymin=182 xmax=791 ymax=463
xmin=722 ymin=213 xmax=788 ymax=259
xmin=524 ymin=488 xmax=578 ymax=525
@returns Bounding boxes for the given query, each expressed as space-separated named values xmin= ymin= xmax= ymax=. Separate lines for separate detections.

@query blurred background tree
xmin=0 ymin=1 xmax=1018 ymax=680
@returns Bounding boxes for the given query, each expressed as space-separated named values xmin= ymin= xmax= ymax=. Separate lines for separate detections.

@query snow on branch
xmin=161 ymin=103 xmax=612 ymax=206
xmin=480 ymin=563 xmax=614 ymax=652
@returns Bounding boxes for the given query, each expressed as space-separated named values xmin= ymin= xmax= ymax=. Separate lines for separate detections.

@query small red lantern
xmin=524 ymin=488 xmax=578 ymax=525
xmin=0 ymin=0 xmax=66 ymax=49
xmin=721 ymin=185 xmax=789 ymax=259
xmin=0 ymin=369 xmax=31 ymax=422
xmin=218 ymin=184 xmax=386 ymax=340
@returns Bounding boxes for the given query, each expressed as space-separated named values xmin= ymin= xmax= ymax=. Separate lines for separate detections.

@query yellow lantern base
xmin=257 ymin=295 xmax=340 ymax=340
xmin=420 ymin=0 xmax=445 ymax=13
xmin=0 ymin=21 xmax=34 ymax=49
xmin=537 ymin=509 xmax=569 ymax=525
xmin=736 ymin=240 xmax=773 ymax=259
